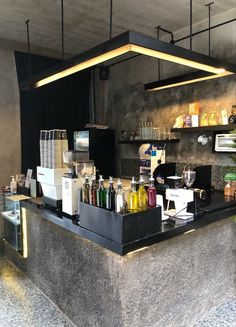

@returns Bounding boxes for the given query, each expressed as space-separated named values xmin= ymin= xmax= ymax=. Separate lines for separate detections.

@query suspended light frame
xmin=19 ymin=30 xmax=236 ymax=90
xmin=144 ymin=1 xmax=235 ymax=92
xmin=144 ymin=70 xmax=232 ymax=91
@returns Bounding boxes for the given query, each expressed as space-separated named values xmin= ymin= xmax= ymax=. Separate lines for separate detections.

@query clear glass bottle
xmin=115 ymin=178 xmax=125 ymax=213
xmin=129 ymin=176 xmax=139 ymax=212
xmin=10 ymin=176 xmax=17 ymax=194
xmin=147 ymin=174 xmax=156 ymax=208
xmin=82 ymin=175 xmax=90 ymax=203
xmin=97 ymin=175 xmax=106 ymax=208
xmin=106 ymin=176 xmax=116 ymax=211
xmin=90 ymin=175 xmax=97 ymax=206
xmin=138 ymin=176 xmax=148 ymax=211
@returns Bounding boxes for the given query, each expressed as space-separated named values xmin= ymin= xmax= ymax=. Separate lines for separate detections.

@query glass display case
xmin=0 ymin=194 xmax=29 ymax=254
xmin=1 ymin=195 xmax=22 ymax=251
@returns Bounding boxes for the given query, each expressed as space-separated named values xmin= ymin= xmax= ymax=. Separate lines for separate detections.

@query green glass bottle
xmin=138 ymin=176 xmax=148 ymax=211
xmin=98 ymin=175 xmax=106 ymax=208
xmin=129 ymin=176 xmax=139 ymax=212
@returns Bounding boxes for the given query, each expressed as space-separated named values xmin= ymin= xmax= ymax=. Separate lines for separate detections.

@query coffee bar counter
xmin=3 ymin=192 xmax=236 ymax=327
xmin=19 ymin=191 xmax=236 ymax=255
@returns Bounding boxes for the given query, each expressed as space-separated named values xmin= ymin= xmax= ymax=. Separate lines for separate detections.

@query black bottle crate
xmin=79 ymin=202 xmax=162 ymax=244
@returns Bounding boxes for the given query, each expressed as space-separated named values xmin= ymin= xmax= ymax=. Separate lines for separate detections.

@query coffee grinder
xmin=164 ymin=171 xmax=196 ymax=220
xmin=62 ymin=151 xmax=94 ymax=218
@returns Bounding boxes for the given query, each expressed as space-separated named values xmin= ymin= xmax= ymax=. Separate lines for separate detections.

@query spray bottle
xmin=10 ymin=176 xmax=17 ymax=194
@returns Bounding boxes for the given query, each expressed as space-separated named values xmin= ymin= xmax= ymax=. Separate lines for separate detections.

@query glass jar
xmin=224 ymin=173 xmax=236 ymax=196
xmin=228 ymin=105 xmax=236 ymax=124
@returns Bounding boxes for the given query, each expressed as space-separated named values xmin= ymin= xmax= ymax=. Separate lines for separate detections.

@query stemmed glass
xmin=183 ymin=170 xmax=196 ymax=188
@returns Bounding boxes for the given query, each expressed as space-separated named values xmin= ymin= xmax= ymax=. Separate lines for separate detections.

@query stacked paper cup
xmin=44 ymin=130 xmax=49 ymax=168
xmin=48 ymin=130 xmax=53 ymax=168
xmin=40 ymin=130 xmax=45 ymax=167
xmin=39 ymin=129 xmax=68 ymax=168
xmin=51 ymin=129 xmax=62 ymax=169
xmin=60 ymin=129 xmax=68 ymax=168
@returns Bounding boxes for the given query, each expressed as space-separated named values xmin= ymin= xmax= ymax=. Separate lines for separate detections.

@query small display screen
xmin=74 ymin=131 xmax=89 ymax=152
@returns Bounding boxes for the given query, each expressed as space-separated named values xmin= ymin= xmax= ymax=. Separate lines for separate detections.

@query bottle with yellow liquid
xmin=138 ymin=176 xmax=148 ymax=211
xmin=129 ymin=176 xmax=139 ymax=212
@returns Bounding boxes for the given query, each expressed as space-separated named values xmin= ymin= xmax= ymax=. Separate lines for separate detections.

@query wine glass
xmin=183 ymin=170 xmax=196 ymax=188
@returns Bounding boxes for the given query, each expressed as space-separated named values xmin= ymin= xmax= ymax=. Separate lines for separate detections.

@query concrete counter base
xmin=4 ymin=207 xmax=236 ymax=327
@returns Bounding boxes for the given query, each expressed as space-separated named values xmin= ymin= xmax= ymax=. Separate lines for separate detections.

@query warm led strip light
xmin=146 ymin=71 xmax=233 ymax=91
xmin=34 ymin=35 xmax=234 ymax=88
xmin=130 ymin=44 xmax=227 ymax=74
xmin=35 ymin=44 xmax=132 ymax=87
xmin=21 ymin=207 xmax=28 ymax=258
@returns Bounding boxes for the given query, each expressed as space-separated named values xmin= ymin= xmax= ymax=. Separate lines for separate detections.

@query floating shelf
xmin=171 ymin=124 xmax=236 ymax=133
xmin=119 ymin=139 xmax=179 ymax=144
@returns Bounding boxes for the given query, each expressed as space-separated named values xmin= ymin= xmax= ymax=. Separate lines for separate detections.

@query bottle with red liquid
xmin=90 ymin=175 xmax=97 ymax=206
xmin=147 ymin=174 xmax=156 ymax=208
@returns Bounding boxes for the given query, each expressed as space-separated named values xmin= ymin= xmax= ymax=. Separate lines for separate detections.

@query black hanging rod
xmin=107 ymin=18 xmax=235 ymax=68
xmin=155 ymin=25 xmax=174 ymax=43
xmin=174 ymin=18 xmax=236 ymax=43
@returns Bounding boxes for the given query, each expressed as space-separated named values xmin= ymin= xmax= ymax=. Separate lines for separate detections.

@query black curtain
xmin=14 ymin=51 xmax=91 ymax=175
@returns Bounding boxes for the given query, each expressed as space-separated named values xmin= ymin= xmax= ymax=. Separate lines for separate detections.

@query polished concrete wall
xmin=0 ymin=48 xmax=20 ymax=250
xmin=0 ymin=48 xmax=21 ymax=189
xmin=4 ymin=208 xmax=236 ymax=327
xmin=93 ymin=10 xmax=236 ymax=176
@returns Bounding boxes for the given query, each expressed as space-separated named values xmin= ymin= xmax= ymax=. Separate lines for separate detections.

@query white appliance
xmin=62 ymin=151 xmax=94 ymax=217
xmin=164 ymin=188 xmax=194 ymax=219
xmin=37 ymin=166 xmax=68 ymax=204
xmin=215 ymin=134 xmax=236 ymax=152
xmin=139 ymin=144 xmax=166 ymax=183
xmin=62 ymin=175 xmax=82 ymax=216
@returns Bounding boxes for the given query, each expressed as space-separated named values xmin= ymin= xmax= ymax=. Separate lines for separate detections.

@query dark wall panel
xmin=14 ymin=52 xmax=91 ymax=174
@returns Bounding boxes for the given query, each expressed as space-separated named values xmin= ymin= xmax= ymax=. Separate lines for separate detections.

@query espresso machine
xmin=139 ymin=144 xmax=166 ymax=183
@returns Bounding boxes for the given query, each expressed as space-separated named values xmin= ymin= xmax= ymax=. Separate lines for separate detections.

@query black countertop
xmin=21 ymin=190 xmax=236 ymax=255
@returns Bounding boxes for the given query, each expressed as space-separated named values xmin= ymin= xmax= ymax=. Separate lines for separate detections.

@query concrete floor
xmin=0 ymin=255 xmax=235 ymax=327
xmin=193 ymin=298 xmax=236 ymax=327
xmin=0 ymin=256 xmax=74 ymax=327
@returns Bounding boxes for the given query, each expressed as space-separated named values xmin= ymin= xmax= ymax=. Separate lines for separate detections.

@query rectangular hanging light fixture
xmin=144 ymin=70 xmax=233 ymax=91
xmin=19 ymin=31 xmax=236 ymax=90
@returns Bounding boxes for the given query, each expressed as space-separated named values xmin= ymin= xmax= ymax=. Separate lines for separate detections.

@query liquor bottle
xmin=82 ymin=175 xmax=90 ymax=203
xmin=90 ymin=175 xmax=97 ymax=206
xmin=97 ymin=175 xmax=106 ymax=208
xmin=115 ymin=178 xmax=126 ymax=213
xmin=129 ymin=176 xmax=139 ymax=212
xmin=138 ymin=176 xmax=148 ymax=211
xmin=147 ymin=174 xmax=156 ymax=208
xmin=106 ymin=176 xmax=116 ymax=210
